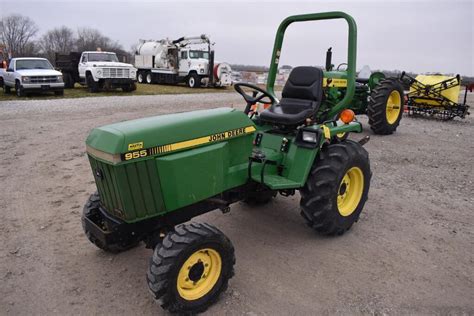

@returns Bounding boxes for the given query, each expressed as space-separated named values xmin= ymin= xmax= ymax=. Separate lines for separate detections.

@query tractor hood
xmin=86 ymin=107 xmax=256 ymax=163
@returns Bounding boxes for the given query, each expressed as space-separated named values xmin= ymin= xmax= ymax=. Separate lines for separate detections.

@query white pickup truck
xmin=55 ymin=51 xmax=137 ymax=92
xmin=1 ymin=57 xmax=65 ymax=97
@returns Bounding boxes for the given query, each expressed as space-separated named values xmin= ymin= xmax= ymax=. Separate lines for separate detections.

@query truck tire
xmin=187 ymin=73 xmax=201 ymax=88
xmin=300 ymin=140 xmax=371 ymax=236
xmin=86 ymin=73 xmax=99 ymax=93
xmin=367 ymin=78 xmax=404 ymax=135
xmin=146 ymin=72 xmax=153 ymax=84
xmin=147 ymin=222 xmax=235 ymax=314
xmin=63 ymin=73 xmax=74 ymax=89
xmin=81 ymin=192 xmax=139 ymax=253
xmin=122 ymin=82 xmax=137 ymax=92
xmin=137 ymin=72 xmax=145 ymax=84
xmin=15 ymin=81 xmax=26 ymax=97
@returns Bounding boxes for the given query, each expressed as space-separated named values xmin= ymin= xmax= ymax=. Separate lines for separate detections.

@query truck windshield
xmin=87 ymin=53 xmax=119 ymax=62
xmin=16 ymin=59 xmax=53 ymax=70
xmin=189 ymin=51 xmax=209 ymax=59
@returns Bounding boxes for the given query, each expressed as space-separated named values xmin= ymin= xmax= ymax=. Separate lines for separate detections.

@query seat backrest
xmin=282 ymin=66 xmax=323 ymax=102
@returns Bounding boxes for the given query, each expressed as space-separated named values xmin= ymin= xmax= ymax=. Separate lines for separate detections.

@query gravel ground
xmin=0 ymin=93 xmax=473 ymax=315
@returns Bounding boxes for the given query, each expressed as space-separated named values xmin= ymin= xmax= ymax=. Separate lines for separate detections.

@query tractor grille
xmin=102 ymin=68 xmax=130 ymax=78
xmin=88 ymin=155 xmax=165 ymax=221
xmin=30 ymin=76 xmax=58 ymax=83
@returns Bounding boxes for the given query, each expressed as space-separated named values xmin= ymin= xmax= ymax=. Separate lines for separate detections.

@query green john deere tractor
xmin=81 ymin=12 xmax=398 ymax=314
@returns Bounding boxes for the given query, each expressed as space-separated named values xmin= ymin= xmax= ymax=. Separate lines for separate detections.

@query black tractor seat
xmin=259 ymin=66 xmax=323 ymax=126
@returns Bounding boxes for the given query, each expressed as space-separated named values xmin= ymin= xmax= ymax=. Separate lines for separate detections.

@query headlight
xmin=57 ymin=75 xmax=63 ymax=82
xmin=200 ymin=69 xmax=205 ymax=73
xmin=21 ymin=76 xmax=30 ymax=83
xmin=130 ymin=70 xmax=136 ymax=77
xmin=96 ymin=69 xmax=102 ymax=77
xmin=302 ymin=131 xmax=318 ymax=143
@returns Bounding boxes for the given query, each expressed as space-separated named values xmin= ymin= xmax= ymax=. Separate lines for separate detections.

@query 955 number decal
xmin=123 ymin=149 xmax=148 ymax=161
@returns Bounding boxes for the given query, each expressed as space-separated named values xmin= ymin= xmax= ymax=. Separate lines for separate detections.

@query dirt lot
xmin=0 ymin=93 xmax=473 ymax=315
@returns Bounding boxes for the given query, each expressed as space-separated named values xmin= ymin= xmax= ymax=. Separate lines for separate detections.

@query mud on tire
xmin=300 ymin=140 xmax=371 ymax=236
xmin=147 ymin=222 xmax=235 ymax=314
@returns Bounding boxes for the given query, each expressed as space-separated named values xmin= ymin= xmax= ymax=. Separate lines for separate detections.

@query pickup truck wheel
xmin=187 ymin=73 xmax=201 ymax=88
xmin=15 ymin=81 xmax=26 ymax=97
xmin=86 ymin=73 xmax=99 ymax=93
xmin=3 ymin=84 xmax=11 ymax=94
xmin=146 ymin=72 xmax=153 ymax=84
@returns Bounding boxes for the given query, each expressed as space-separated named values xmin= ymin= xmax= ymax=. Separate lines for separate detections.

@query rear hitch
xmin=358 ymin=136 xmax=370 ymax=146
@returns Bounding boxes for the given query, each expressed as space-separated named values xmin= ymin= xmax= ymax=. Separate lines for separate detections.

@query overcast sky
xmin=2 ymin=0 xmax=473 ymax=75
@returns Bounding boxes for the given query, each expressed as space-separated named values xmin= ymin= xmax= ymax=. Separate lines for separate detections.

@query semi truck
xmin=55 ymin=51 xmax=137 ymax=92
xmin=134 ymin=34 xmax=232 ymax=88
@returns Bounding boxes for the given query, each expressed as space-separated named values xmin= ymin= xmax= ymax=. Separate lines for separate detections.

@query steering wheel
xmin=234 ymin=83 xmax=277 ymax=114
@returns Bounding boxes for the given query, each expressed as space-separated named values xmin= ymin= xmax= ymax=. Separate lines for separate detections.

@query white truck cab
xmin=78 ymin=51 xmax=137 ymax=92
xmin=2 ymin=57 xmax=64 ymax=97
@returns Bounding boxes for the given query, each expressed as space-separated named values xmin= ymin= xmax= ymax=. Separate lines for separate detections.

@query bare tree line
xmin=0 ymin=13 xmax=126 ymax=63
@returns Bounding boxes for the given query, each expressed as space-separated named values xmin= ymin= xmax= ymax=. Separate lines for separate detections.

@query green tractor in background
xmin=81 ymin=12 xmax=401 ymax=314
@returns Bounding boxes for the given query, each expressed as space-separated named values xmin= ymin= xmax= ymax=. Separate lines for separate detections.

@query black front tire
xmin=81 ymin=192 xmax=139 ymax=253
xmin=147 ymin=222 xmax=235 ymax=314
xmin=122 ymin=82 xmax=137 ymax=92
xmin=86 ymin=74 xmax=99 ymax=93
xmin=300 ymin=140 xmax=371 ymax=235
xmin=15 ymin=81 xmax=25 ymax=97
xmin=187 ymin=73 xmax=201 ymax=88
xmin=367 ymin=78 xmax=404 ymax=135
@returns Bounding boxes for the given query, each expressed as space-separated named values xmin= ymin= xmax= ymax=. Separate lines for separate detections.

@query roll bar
xmin=266 ymin=11 xmax=357 ymax=116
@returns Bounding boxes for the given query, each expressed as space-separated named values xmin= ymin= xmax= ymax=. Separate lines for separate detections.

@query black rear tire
xmin=147 ymin=222 xmax=235 ymax=314
xmin=81 ymin=192 xmax=139 ymax=253
xmin=137 ymin=72 xmax=144 ymax=84
xmin=367 ymin=78 xmax=404 ymax=135
xmin=300 ymin=140 xmax=371 ymax=235
xmin=146 ymin=72 xmax=153 ymax=84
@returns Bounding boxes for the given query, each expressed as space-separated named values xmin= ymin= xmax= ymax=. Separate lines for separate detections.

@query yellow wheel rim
xmin=177 ymin=248 xmax=222 ymax=301
xmin=337 ymin=167 xmax=364 ymax=217
xmin=386 ymin=90 xmax=401 ymax=124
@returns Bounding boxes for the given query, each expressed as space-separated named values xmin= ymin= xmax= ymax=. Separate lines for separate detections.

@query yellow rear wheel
xmin=300 ymin=140 xmax=371 ymax=235
xmin=386 ymin=90 xmax=402 ymax=124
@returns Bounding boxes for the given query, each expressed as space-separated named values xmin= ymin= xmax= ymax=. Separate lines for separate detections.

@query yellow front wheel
xmin=300 ymin=140 xmax=371 ymax=235
xmin=147 ymin=223 xmax=235 ymax=314
xmin=177 ymin=248 xmax=222 ymax=301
